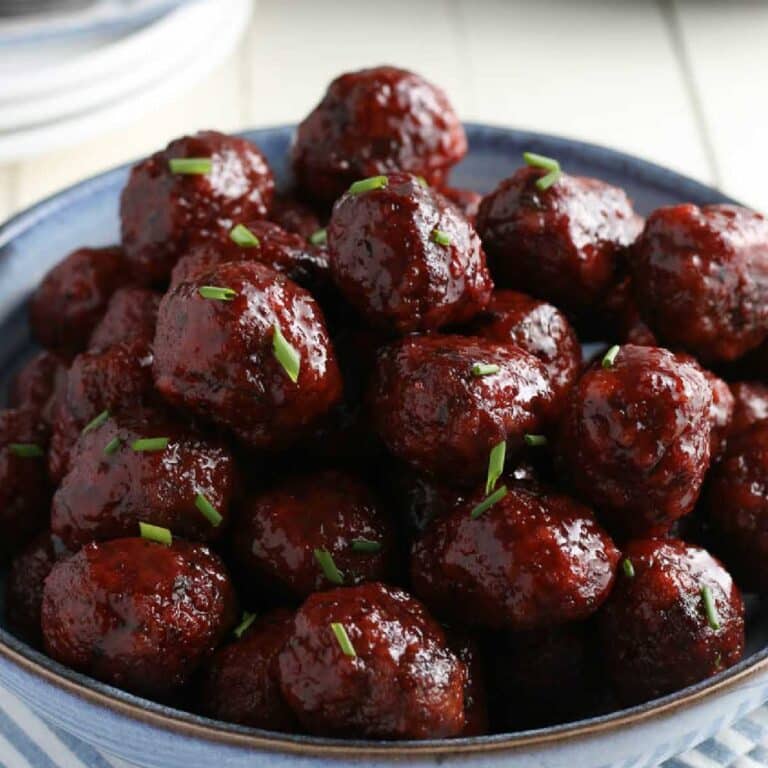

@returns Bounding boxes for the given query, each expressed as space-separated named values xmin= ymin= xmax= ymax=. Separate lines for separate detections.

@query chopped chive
xmin=471 ymin=362 xmax=500 ymax=377
xmin=195 ymin=493 xmax=223 ymax=527
xmin=331 ymin=622 xmax=357 ymax=657
xmin=351 ymin=538 xmax=382 ymax=553
xmin=229 ymin=224 xmax=260 ymax=247
xmin=272 ymin=324 xmax=301 ymax=383
xmin=131 ymin=437 xmax=169 ymax=453
xmin=234 ymin=611 xmax=257 ymax=638
xmin=535 ymin=169 xmax=561 ymax=191
xmin=314 ymin=547 xmax=343 ymax=585
xmin=104 ymin=437 xmax=122 ymax=456
xmin=416 ymin=176 xmax=429 ymax=188
xmin=524 ymin=434 xmax=548 ymax=447
xmin=8 ymin=443 xmax=44 ymax=458
xmin=139 ymin=521 xmax=172 ymax=546
xmin=199 ymin=285 xmax=237 ymax=301
xmin=348 ymin=175 xmax=388 ymax=195
xmin=169 ymin=157 xmax=211 ymax=175
xmin=602 ymin=344 xmax=621 ymax=369
xmin=432 ymin=229 xmax=452 ymax=247
xmin=82 ymin=409 xmax=109 ymax=435
xmin=309 ymin=228 xmax=327 ymax=246
xmin=523 ymin=152 xmax=562 ymax=191
xmin=485 ymin=440 xmax=506 ymax=495
xmin=471 ymin=485 xmax=508 ymax=519
xmin=701 ymin=585 xmax=721 ymax=630
xmin=622 ymin=558 xmax=635 ymax=579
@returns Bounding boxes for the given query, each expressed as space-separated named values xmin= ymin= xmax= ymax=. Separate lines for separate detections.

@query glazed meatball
xmin=153 ymin=261 xmax=342 ymax=451
xmin=476 ymin=166 xmax=642 ymax=318
xmin=557 ymin=345 xmax=713 ymax=535
xmin=7 ymin=350 xmax=66 ymax=423
xmin=441 ymin=186 xmax=482 ymax=223
xmin=631 ymin=204 xmax=768 ymax=363
xmin=30 ymin=246 xmax=128 ymax=354
xmin=232 ymin=470 xmax=396 ymax=601
xmin=411 ymin=483 xmax=618 ymax=629
xmin=600 ymin=538 xmax=744 ymax=704
xmin=199 ymin=609 xmax=297 ymax=730
xmin=729 ymin=382 xmax=768 ymax=436
xmin=277 ymin=582 xmax=467 ymax=738
xmin=371 ymin=335 xmax=555 ymax=486
xmin=292 ymin=66 xmax=466 ymax=206
xmin=42 ymin=537 xmax=236 ymax=698
xmin=327 ymin=172 xmax=492 ymax=333
xmin=120 ymin=131 xmax=275 ymax=285
xmin=269 ymin=193 xmax=323 ymax=240
xmin=467 ymin=290 xmax=581 ymax=409
xmin=51 ymin=410 xmax=238 ymax=550
xmin=0 ymin=408 xmax=51 ymax=562
xmin=88 ymin=287 xmax=161 ymax=352
xmin=704 ymin=368 xmax=734 ymax=460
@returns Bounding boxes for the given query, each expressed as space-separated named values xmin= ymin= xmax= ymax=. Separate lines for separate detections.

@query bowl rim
xmin=0 ymin=121 xmax=761 ymax=758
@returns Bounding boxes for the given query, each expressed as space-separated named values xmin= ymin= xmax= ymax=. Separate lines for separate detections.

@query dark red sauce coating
xmin=631 ymin=204 xmax=768 ymax=363
xmin=198 ymin=608 xmax=298 ymax=730
xmin=277 ymin=582 xmax=466 ymax=738
xmin=120 ymin=131 xmax=275 ymax=285
xmin=30 ymin=246 xmax=129 ymax=354
xmin=88 ymin=287 xmax=161 ymax=353
xmin=729 ymin=382 xmax=768 ymax=436
xmin=441 ymin=186 xmax=482 ymax=223
xmin=268 ymin=193 xmax=323 ymax=240
xmin=153 ymin=260 xmax=342 ymax=451
xmin=291 ymin=66 xmax=466 ymax=207
xmin=370 ymin=335 xmax=555 ymax=486
xmin=445 ymin=629 xmax=489 ymax=736
xmin=557 ymin=345 xmax=713 ymax=536
xmin=327 ymin=172 xmax=493 ymax=333
xmin=476 ymin=167 xmax=642 ymax=318
xmin=7 ymin=350 xmax=66 ymax=423
xmin=42 ymin=537 xmax=237 ymax=698
xmin=600 ymin=538 xmax=744 ymax=704
xmin=703 ymin=368 xmax=734 ymax=460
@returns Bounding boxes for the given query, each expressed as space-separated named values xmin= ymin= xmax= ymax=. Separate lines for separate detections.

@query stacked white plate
xmin=0 ymin=0 xmax=252 ymax=161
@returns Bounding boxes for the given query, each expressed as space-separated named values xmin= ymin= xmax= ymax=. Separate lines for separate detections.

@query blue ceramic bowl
xmin=1 ymin=124 xmax=768 ymax=768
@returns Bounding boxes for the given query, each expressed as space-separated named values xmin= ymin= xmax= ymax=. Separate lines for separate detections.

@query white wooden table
xmin=0 ymin=0 xmax=766 ymax=224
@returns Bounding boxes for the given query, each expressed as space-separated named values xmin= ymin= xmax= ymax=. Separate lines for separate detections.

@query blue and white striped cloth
xmin=2 ymin=683 xmax=768 ymax=768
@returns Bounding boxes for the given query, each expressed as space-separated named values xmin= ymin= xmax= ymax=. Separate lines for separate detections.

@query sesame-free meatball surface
xmin=600 ymin=538 xmax=744 ymax=704
xmin=411 ymin=483 xmax=618 ymax=629
xmin=30 ymin=246 xmax=128 ymax=354
xmin=42 ymin=537 xmax=236 ymax=698
xmin=153 ymin=260 xmax=342 ymax=451
xmin=268 ymin=193 xmax=323 ymax=240
xmin=729 ymin=382 xmax=768 ymax=436
xmin=7 ymin=350 xmax=66 ymax=423
xmin=703 ymin=367 xmax=734 ymax=460
xmin=631 ymin=204 xmax=768 ymax=363
xmin=476 ymin=167 xmax=642 ymax=318
xmin=292 ymin=66 xmax=466 ymax=206
xmin=88 ymin=287 xmax=161 ymax=352
xmin=327 ymin=172 xmax=492 ymax=333
xmin=557 ymin=345 xmax=713 ymax=536
xmin=277 ymin=582 xmax=467 ymax=739
xmin=371 ymin=335 xmax=555 ymax=486
xmin=120 ymin=131 xmax=275 ymax=285
xmin=445 ymin=629 xmax=489 ymax=736
xmin=441 ymin=186 xmax=482 ymax=223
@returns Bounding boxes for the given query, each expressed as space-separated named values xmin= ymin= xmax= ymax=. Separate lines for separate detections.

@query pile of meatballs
xmin=3 ymin=65 xmax=768 ymax=741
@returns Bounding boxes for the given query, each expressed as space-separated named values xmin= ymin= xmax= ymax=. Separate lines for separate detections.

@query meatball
xmin=327 ymin=172 xmax=492 ymax=333
xmin=476 ymin=166 xmax=642 ymax=318
xmin=600 ymin=538 xmax=744 ymax=704
xmin=51 ymin=410 xmax=238 ymax=550
xmin=30 ymin=246 xmax=128 ymax=354
xmin=0 ymin=408 xmax=51 ymax=563
xmin=467 ymin=290 xmax=581 ymax=409
xmin=7 ymin=350 xmax=66 ymax=423
xmin=120 ymin=131 xmax=275 ymax=285
xmin=704 ymin=368 xmax=734 ymax=460
xmin=441 ymin=186 xmax=482 ymax=223
xmin=729 ymin=382 xmax=768 ymax=436
xmin=269 ymin=193 xmax=323 ymax=240
xmin=557 ymin=345 xmax=713 ymax=536
xmin=631 ymin=204 xmax=768 ymax=363
xmin=411 ymin=483 xmax=618 ymax=629
xmin=88 ymin=287 xmax=161 ymax=352
xmin=292 ymin=66 xmax=466 ymax=206
xmin=277 ymin=582 xmax=466 ymax=738
xmin=42 ymin=537 xmax=236 ymax=698
xmin=232 ymin=470 xmax=396 ymax=601
xmin=371 ymin=335 xmax=555 ymax=486
xmin=153 ymin=261 xmax=342 ymax=451
xmin=198 ymin=608 xmax=297 ymax=730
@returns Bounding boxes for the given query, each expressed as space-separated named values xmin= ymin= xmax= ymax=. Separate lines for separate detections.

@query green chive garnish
xmin=701 ymin=585 xmax=721 ymax=630
xmin=602 ymin=345 xmax=620 ymax=369
xmin=432 ymin=229 xmax=452 ymax=247
xmin=351 ymin=538 xmax=382 ymax=553
xmin=195 ymin=493 xmax=223 ymax=527
xmin=169 ymin=157 xmax=212 ymax=175
xmin=622 ymin=558 xmax=635 ymax=579
xmin=471 ymin=363 xmax=500 ymax=377
xmin=230 ymin=224 xmax=260 ymax=247
xmin=139 ymin=521 xmax=172 ymax=546
xmin=8 ymin=443 xmax=44 ymax=458
xmin=199 ymin=285 xmax=237 ymax=301
xmin=524 ymin=434 xmax=548 ymax=447
xmin=485 ymin=440 xmax=506 ymax=495
xmin=309 ymin=228 xmax=327 ymax=246
xmin=104 ymin=437 xmax=121 ymax=456
xmin=272 ymin=324 xmax=300 ymax=383
xmin=348 ymin=175 xmax=388 ymax=195
xmin=82 ymin=409 xmax=109 ymax=435
xmin=523 ymin=152 xmax=562 ymax=191
xmin=131 ymin=437 xmax=169 ymax=453
xmin=234 ymin=611 xmax=256 ymax=639
xmin=471 ymin=485 xmax=508 ymax=519
xmin=416 ymin=176 xmax=429 ymax=188
xmin=314 ymin=547 xmax=343 ymax=585
xmin=331 ymin=622 xmax=356 ymax=657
